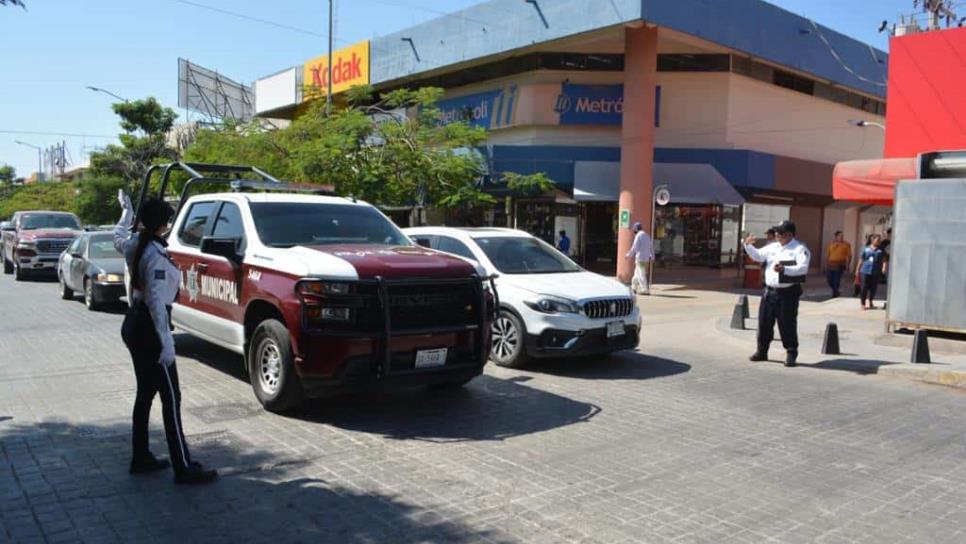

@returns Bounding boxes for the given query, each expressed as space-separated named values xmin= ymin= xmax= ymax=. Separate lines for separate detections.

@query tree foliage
xmin=0 ymin=165 xmax=15 ymax=185
xmin=0 ymin=183 xmax=76 ymax=220
xmin=0 ymin=0 xmax=27 ymax=8
xmin=184 ymin=86 xmax=554 ymax=208
xmin=88 ymin=97 xmax=179 ymax=183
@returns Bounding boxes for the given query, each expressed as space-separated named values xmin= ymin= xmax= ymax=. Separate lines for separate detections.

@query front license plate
xmin=415 ymin=348 xmax=448 ymax=368
xmin=606 ymin=321 xmax=625 ymax=338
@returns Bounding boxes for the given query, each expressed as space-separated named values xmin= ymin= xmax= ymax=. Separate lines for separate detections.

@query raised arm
xmin=113 ymin=189 xmax=136 ymax=254
xmin=742 ymin=234 xmax=766 ymax=263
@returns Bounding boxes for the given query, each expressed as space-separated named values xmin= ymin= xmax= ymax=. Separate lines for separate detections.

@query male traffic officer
xmin=743 ymin=220 xmax=811 ymax=366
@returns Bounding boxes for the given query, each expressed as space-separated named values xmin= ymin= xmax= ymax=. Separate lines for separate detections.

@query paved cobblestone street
xmin=2 ymin=274 xmax=966 ymax=543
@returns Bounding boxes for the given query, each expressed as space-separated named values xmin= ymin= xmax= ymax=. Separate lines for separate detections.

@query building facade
xmin=254 ymin=0 xmax=888 ymax=281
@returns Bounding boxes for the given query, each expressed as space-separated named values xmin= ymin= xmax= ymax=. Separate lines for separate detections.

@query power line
xmin=0 ymin=129 xmax=116 ymax=138
xmin=172 ymin=0 xmax=326 ymax=38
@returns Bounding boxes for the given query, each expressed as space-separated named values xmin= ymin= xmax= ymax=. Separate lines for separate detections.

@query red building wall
xmin=885 ymin=27 xmax=966 ymax=158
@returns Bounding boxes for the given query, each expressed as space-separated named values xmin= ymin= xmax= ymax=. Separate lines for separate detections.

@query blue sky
xmin=0 ymin=0 xmax=911 ymax=177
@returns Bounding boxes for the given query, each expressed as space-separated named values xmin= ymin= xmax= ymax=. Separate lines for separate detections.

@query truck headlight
xmin=298 ymin=281 xmax=351 ymax=296
xmin=17 ymin=241 xmax=35 ymax=248
xmin=524 ymin=295 xmax=580 ymax=314
xmin=305 ymin=306 xmax=351 ymax=321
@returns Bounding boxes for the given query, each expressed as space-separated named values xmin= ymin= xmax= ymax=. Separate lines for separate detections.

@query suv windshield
xmin=21 ymin=213 xmax=81 ymax=230
xmin=249 ymin=202 xmax=409 ymax=248
xmin=475 ymin=236 xmax=581 ymax=274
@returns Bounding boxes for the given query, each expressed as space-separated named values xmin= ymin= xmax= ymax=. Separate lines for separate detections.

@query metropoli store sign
xmin=303 ymin=40 xmax=370 ymax=99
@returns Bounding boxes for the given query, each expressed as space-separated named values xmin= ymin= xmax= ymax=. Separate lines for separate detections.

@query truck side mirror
xmin=200 ymin=236 xmax=242 ymax=264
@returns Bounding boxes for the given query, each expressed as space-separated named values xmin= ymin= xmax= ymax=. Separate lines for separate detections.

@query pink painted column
xmin=616 ymin=25 xmax=658 ymax=282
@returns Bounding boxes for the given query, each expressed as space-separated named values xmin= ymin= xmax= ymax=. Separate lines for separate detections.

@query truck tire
xmin=13 ymin=258 xmax=25 ymax=281
xmin=248 ymin=319 xmax=304 ymax=413
xmin=490 ymin=310 xmax=530 ymax=368
xmin=59 ymin=273 xmax=73 ymax=299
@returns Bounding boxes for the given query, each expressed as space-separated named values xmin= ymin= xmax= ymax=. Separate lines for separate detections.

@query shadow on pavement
xmin=174 ymin=335 xmax=602 ymax=443
xmin=804 ymin=358 xmax=900 ymax=375
xmin=0 ymin=419 xmax=505 ymax=543
xmin=527 ymin=352 xmax=691 ymax=380
xmin=296 ymin=374 xmax=601 ymax=443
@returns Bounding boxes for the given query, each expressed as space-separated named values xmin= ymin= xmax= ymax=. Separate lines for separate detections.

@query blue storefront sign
xmin=553 ymin=83 xmax=661 ymax=127
xmin=435 ymin=86 xmax=517 ymax=129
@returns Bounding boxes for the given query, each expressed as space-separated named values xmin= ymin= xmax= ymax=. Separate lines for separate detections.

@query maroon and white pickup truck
xmin=2 ymin=211 xmax=82 ymax=281
xmin=163 ymin=191 xmax=494 ymax=412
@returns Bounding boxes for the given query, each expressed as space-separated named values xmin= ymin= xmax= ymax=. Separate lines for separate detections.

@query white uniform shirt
xmin=744 ymin=238 xmax=811 ymax=288
xmin=114 ymin=207 xmax=180 ymax=366
xmin=626 ymin=230 xmax=654 ymax=263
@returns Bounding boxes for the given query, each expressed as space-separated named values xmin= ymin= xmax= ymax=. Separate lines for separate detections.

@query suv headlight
xmin=524 ymin=295 xmax=580 ymax=314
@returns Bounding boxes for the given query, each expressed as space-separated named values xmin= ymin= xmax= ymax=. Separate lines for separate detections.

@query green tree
xmin=0 ymin=0 xmax=27 ymax=7
xmin=0 ymin=182 xmax=76 ymax=220
xmin=89 ymin=97 xmax=180 ymax=183
xmin=73 ymin=176 xmax=128 ymax=225
xmin=185 ymin=86 xmax=554 ymax=208
xmin=0 ymin=165 xmax=15 ymax=185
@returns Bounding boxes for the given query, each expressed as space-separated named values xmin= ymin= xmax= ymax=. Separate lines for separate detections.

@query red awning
xmin=832 ymin=158 xmax=917 ymax=205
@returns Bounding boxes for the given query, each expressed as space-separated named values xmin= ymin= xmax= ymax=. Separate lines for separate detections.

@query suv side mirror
xmin=200 ymin=237 xmax=242 ymax=264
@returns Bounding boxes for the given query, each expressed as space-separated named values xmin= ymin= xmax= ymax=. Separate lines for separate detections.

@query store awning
xmin=654 ymin=163 xmax=745 ymax=206
xmin=573 ymin=161 xmax=744 ymax=205
xmin=832 ymin=157 xmax=917 ymax=205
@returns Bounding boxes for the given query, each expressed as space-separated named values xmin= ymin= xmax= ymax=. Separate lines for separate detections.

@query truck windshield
xmin=20 ymin=214 xmax=81 ymax=230
xmin=249 ymin=202 xmax=409 ymax=248
xmin=475 ymin=236 xmax=581 ymax=274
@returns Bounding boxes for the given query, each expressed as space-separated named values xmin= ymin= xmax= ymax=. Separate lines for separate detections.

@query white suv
xmin=405 ymin=227 xmax=641 ymax=368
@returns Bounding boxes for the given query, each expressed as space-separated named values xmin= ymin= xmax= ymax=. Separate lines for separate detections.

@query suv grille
xmin=582 ymin=298 xmax=633 ymax=319
xmin=37 ymin=239 xmax=72 ymax=253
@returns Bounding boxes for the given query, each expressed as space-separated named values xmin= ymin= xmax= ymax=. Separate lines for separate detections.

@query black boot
xmin=749 ymin=352 xmax=768 ymax=362
xmin=174 ymin=462 xmax=218 ymax=485
xmin=785 ymin=351 xmax=798 ymax=367
xmin=130 ymin=454 xmax=170 ymax=475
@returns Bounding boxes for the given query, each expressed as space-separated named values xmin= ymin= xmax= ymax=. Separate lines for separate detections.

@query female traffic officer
xmin=114 ymin=190 xmax=217 ymax=485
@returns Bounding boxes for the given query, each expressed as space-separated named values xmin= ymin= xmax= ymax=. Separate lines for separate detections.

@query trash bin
xmin=743 ymin=258 xmax=762 ymax=289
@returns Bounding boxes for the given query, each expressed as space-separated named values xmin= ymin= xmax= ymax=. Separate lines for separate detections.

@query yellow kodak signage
xmin=303 ymin=40 xmax=370 ymax=99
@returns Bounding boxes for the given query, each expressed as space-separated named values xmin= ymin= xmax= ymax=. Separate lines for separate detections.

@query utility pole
xmin=326 ymin=0 xmax=334 ymax=115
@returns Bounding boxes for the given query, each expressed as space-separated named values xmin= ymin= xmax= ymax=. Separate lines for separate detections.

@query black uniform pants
xmin=860 ymin=273 xmax=880 ymax=305
xmin=121 ymin=304 xmax=192 ymax=472
xmin=757 ymin=284 xmax=801 ymax=355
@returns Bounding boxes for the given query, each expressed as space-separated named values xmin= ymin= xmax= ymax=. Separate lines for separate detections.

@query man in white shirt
xmin=625 ymin=222 xmax=653 ymax=295
xmin=743 ymin=220 xmax=811 ymax=366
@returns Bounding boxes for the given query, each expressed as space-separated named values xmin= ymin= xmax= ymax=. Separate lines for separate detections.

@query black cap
xmin=775 ymin=220 xmax=796 ymax=235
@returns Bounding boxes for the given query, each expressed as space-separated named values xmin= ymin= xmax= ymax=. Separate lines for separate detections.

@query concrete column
xmin=616 ymin=24 xmax=658 ymax=282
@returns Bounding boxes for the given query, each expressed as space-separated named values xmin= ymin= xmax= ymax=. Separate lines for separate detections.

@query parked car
xmin=2 ymin=211 xmax=82 ymax=280
xmin=141 ymin=168 xmax=494 ymax=413
xmin=404 ymin=227 xmax=641 ymax=368
xmin=0 ymin=221 xmax=12 ymax=263
xmin=57 ymin=231 xmax=126 ymax=310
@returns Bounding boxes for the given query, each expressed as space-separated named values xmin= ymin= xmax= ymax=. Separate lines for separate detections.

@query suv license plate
xmin=606 ymin=321 xmax=625 ymax=338
xmin=415 ymin=348 xmax=448 ymax=368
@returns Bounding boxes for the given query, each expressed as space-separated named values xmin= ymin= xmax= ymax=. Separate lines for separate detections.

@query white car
xmin=404 ymin=227 xmax=641 ymax=368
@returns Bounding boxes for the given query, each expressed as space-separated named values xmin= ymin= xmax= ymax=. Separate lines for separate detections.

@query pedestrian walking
xmin=556 ymin=230 xmax=571 ymax=256
xmin=113 ymin=190 xmax=217 ymax=485
xmin=625 ymin=222 xmax=653 ymax=295
xmin=743 ymin=220 xmax=810 ymax=367
xmin=857 ymin=234 xmax=886 ymax=310
xmin=824 ymin=230 xmax=852 ymax=297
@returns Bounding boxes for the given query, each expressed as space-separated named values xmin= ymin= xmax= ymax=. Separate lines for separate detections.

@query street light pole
xmin=14 ymin=140 xmax=42 ymax=182
xmin=326 ymin=0 xmax=333 ymax=115
xmin=86 ymin=86 xmax=129 ymax=103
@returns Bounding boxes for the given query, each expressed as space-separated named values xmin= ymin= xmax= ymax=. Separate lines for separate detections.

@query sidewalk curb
xmin=714 ymin=316 xmax=966 ymax=391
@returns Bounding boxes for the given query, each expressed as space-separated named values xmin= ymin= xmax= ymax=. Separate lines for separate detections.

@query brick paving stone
xmin=4 ymin=275 xmax=966 ymax=542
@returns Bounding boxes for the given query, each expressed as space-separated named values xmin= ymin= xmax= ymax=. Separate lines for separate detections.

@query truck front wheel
xmin=248 ymin=319 xmax=304 ymax=413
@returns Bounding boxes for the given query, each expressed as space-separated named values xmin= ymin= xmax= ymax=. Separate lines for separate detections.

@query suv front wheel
xmin=248 ymin=319 xmax=304 ymax=413
xmin=490 ymin=310 xmax=529 ymax=368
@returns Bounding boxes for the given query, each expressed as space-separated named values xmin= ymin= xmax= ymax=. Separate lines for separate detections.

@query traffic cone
xmin=739 ymin=295 xmax=750 ymax=319
xmin=730 ymin=304 xmax=745 ymax=330
xmin=822 ymin=323 xmax=840 ymax=355
xmin=911 ymin=329 xmax=931 ymax=364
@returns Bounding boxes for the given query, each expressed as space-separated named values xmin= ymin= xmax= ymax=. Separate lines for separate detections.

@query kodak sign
xmin=303 ymin=40 xmax=370 ymax=99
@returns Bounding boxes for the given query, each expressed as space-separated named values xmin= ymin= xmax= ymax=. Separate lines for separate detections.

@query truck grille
xmin=582 ymin=298 xmax=633 ymax=319
xmin=36 ymin=239 xmax=72 ymax=254
xmin=387 ymin=282 xmax=479 ymax=331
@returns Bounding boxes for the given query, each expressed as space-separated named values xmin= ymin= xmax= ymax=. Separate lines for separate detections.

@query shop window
xmin=772 ymin=68 xmax=814 ymax=95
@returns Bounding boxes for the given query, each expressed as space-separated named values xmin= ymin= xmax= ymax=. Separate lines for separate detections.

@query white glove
xmin=159 ymin=345 xmax=175 ymax=368
xmin=118 ymin=189 xmax=133 ymax=211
